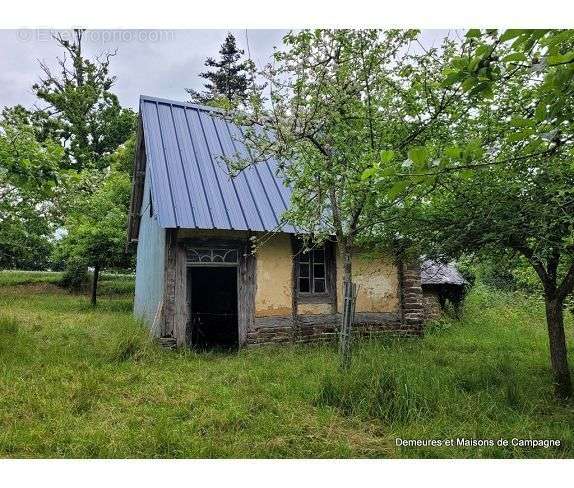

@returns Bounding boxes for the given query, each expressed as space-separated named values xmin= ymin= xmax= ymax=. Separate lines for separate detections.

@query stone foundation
xmin=245 ymin=259 xmax=425 ymax=347
xmin=246 ymin=312 xmax=420 ymax=346
xmin=423 ymin=289 xmax=442 ymax=321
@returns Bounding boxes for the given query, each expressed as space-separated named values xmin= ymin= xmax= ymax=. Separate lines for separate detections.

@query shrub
xmin=59 ymin=258 xmax=89 ymax=291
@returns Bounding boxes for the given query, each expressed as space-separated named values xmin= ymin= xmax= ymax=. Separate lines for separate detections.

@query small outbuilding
xmin=127 ymin=96 xmax=425 ymax=349
xmin=421 ymin=259 xmax=467 ymax=320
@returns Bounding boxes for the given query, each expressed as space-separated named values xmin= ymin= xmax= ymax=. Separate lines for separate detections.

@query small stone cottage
xmin=127 ymin=96 xmax=424 ymax=348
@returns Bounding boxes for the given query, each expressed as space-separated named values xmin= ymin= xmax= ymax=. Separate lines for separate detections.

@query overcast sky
xmin=0 ymin=29 xmax=454 ymax=111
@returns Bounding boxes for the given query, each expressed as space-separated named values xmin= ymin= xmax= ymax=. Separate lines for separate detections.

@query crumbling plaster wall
xmin=335 ymin=251 xmax=400 ymax=315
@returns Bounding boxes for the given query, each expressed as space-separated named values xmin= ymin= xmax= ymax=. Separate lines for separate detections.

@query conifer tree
xmin=186 ymin=32 xmax=252 ymax=106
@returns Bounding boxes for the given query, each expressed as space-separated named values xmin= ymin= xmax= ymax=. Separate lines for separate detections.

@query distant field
xmin=0 ymin=270 xmax=135 ymax=295
xmin=0 ymin=279 xmax=572 ymax=458
xmin=0 ymin=270 xmax=63 ymax=287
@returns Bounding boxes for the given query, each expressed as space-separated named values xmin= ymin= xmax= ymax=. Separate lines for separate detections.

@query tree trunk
xmin=338 ymin=243 xmax=356 ymax=370
xmin=544 ymin=296 xmax=572 ymax=400
xmin=91 ymin=264 xmax=100 ymax=307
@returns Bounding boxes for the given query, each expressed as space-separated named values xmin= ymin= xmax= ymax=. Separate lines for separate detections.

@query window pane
xmin=187 ymin=248 xmax=239 ymax=264
xmin=313 ymin=248 xmax=325 ymax=263
xmin=314 ymin=279 xmax=325 ymax=293
xmin=198 ymin=249 xmax=212 ymax=262
xmin=314 ymin=263 xmax=325 ymax=278
xmin=299 ymin=250 xmax=310 ymax=263
xmin=223 ymin=249 xmax=238 ymax=263
xmin=299 ymin=263 xmax=310 ymax=278
xmin=299 ymin=278 xmax=310 ymax=293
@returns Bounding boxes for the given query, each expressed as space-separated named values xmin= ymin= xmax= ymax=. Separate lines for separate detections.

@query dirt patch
xmin=0 ymin=283 xmax=67 ymax=295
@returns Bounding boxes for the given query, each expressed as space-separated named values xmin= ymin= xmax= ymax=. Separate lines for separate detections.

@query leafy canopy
xmin=32 ymin=30 xmax=136 ymax=170
xmin=0 ymin=122 xmax=63 ymax=269
xmin=231 ymin=30 xmax=458 ymax=256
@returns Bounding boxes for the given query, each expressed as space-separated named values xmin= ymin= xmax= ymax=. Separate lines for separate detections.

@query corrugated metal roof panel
xmin=421 ymin=260 xmax=467 ymax=286
xmin=140 ymin=95 xmax=295 ymax=233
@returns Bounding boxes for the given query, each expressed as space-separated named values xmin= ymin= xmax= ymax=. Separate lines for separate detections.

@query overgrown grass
xmin=316 ymin=286 xmax=574 ymax=458
xmin=0 ymin=281 xmax=572 ymax=458
xmin=97 ymin=273 xmax=135 ymax=295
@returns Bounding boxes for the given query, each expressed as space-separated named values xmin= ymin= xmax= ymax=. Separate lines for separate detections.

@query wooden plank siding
xmin=133 ymin=159 xmax=166 ymax=329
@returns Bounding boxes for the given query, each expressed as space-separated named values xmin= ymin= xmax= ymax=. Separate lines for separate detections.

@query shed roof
xmin=132 ymin=95 xmax=295 ymax=237
xmin=420 ymin=260 xmax=467 ymax=286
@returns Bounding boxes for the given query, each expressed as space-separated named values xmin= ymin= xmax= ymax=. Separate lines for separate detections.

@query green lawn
xmin=0 ymin=272 xmax=573 ymax=458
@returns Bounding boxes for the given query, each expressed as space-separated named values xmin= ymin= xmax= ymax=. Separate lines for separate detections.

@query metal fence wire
xmin=339 ymin=281 xmax=358 ymax=370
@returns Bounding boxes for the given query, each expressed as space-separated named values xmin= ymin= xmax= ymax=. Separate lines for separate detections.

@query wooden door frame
xmin=178 ymin=237 xmax=255 ymax=347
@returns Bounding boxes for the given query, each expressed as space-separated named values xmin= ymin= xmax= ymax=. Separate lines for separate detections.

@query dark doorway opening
xmin=187 ymin=266 xmax=238 ymax=350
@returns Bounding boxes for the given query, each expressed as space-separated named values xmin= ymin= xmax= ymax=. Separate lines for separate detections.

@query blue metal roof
xmin=139 ymin=95 xmax=295 ymax=233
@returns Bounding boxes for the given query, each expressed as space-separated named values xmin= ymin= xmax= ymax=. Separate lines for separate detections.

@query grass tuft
xmin=317 ymin=361 xmax=440 ymax=424
xmin=0 ymin=315 xmax=19 ymax=335
xmin=71 ymin=374 xmax=100 ymax=415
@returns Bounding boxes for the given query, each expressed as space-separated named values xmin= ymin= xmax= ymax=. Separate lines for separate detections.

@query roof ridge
xmin=139 ymin=95 xmax=226 ymax=114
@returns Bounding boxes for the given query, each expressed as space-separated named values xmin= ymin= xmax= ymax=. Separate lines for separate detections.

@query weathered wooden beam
xmin=162 ymin=228 xmax=178 ymax=338
xmin=238 ymin=240 xmax=256 ymax=346
xmin=174 ymin=243 xmax=188 ymax=347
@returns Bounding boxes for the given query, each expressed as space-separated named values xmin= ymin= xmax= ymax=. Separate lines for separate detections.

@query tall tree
xmin=0 ymin=121 xmax=62 ymax=269
xmin=186 ymin=32 xmax=253 ymax=107
xmin=229 ymin=30 xmax=460 ymax=367
xmin=32 ymin=29 xmax=135 ymax=171
xmin=54 ymin=152 xmax=134 ymax=305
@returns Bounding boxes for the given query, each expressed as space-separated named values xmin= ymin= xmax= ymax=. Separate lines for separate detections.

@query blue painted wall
xmin=134 ymin=164 xmax=166 ymax=330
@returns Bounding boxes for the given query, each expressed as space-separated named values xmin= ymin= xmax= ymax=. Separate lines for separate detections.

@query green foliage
xmin=55 ymin=167 xmax=134 ymax=273
xmin=1 ymin=29 xmax=136 ymax=274
xmin=442 ymin=29 xmax=574 ymax=152
xmin=106 ymin=134 xmax=136 ymax=176
xmin=58 ymin=257 xmax=88 ymax=292
xmin=0 ymin=122 xmax=63 ymax=270
xmin=32 ymin=30 xmax=136 ymax=170
xmin=233 ymin=30 xmax=458 ymax=255
xmin=374 ymin=28 xmax=574 ymax=398
xmin=382 ymin=29 xmax=574 ymax=347
xmin=1 ymin=283 xmax=572 ymax=458
xmin=186 ymin=32 xmax=254 ymax=106
xmin=466 ymin=254 xmax=544 ymax=294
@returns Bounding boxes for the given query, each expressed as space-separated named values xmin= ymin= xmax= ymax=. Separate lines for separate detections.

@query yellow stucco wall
xmin=177 ymin=229 xmax=399 ymax=317
xmin=298 ymin=302 xmax=333 ymax=315
xmin=336 ymin=251 xmax=400 ymax=314
xmin=254 ymin=234 xmax=293 ymax=317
